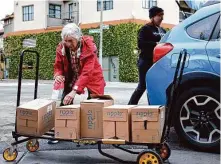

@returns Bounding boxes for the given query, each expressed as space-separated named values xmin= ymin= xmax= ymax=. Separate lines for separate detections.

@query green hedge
xmin=4 ymin=23 xmax=169 ymax=82
xmin=4 ymin=32 xmax=61 ymax=80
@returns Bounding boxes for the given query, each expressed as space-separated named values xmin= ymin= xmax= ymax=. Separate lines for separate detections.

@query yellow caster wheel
xmin=137 ymin=150 xmax=163 ymax=164
xmin=3 ymin=148 xmax=18 ymax=162
xmin=26 ymin=139 xmax=39 ymax=152
xmin=156 ymin=142 xmax=171 ymax=161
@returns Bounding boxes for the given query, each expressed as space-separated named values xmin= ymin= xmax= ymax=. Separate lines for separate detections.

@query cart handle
xmin=16 ymin=49 xmax=40 ymax=107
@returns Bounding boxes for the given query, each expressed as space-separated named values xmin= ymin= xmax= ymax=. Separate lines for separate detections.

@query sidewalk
xmin=0 ymin=149 xmax=220 ymax=164
xmin=0 ymin=79 xmax=138 ymax=88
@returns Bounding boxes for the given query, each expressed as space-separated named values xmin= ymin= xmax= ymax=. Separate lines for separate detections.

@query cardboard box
xmin=103 ymin=105 xmax=137 ymax=141
xmin=131 ymin=106 xmax=165 ymax=143
xmin=55 ymin=105 xmax=80 ymax=140
xmin=16 ymin=99 xmax=56 ymax=136
xmin=80 ymin=95 xmax=114 ymax=139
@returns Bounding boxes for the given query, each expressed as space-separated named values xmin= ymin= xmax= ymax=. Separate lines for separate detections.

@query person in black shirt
xmin=128 ymin=6 xmax=166 ymax=105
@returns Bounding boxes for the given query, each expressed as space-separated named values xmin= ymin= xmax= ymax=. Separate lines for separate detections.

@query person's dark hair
xmin=149 ymin=6 xmax=164 ymax=19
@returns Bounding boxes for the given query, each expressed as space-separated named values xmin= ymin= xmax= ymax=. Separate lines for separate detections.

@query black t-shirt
xmin=138 ymin=24 xmax=166 ymax=62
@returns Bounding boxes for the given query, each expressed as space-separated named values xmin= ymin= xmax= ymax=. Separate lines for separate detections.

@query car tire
xmin=174 ymin=87 xmax=220 ymax=152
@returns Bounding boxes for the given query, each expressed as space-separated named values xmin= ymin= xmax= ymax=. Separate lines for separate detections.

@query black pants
xmin=128 ymin=58 xmax=152 ymax=105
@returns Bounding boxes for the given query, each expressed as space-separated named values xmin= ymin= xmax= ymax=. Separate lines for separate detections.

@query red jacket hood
xmin=80 ymin=35 xmax=98 ymax=60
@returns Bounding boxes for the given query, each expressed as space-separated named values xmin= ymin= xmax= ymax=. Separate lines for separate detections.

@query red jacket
xmin=54 ymin=36 xmax=106 ymax=95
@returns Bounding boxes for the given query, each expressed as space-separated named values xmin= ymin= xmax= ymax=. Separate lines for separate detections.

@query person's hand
xmin=55 ymin=75 xmax=65 ymax=83
xmin=63 ymin=90 xmax=76 ymax=105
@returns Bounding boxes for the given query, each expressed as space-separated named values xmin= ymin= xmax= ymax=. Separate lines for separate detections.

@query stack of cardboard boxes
xmin=16 ymin=99 xmax=56 ymax=136
xmin=16 ymin=97 xmax=165 ymax=143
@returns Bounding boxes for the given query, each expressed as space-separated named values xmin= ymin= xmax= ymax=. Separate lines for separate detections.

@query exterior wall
xmin=158 ymin=0 xmax=179 ymax=25
xmin=80 ymin=0 xmax=134 ymax=24
xmin=80 ymin=0 xmax=179 ymax=25
xmin=3 ymin=20 xmax=14 ymax=34
xmin=9 ymin=0 xmax=180 ymax=34
xmin=14 ymin=1 xmax=47 ymax=31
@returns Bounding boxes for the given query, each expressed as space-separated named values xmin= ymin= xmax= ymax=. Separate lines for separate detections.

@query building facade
xmin=1 ymin=0 xmax=186 ymax=36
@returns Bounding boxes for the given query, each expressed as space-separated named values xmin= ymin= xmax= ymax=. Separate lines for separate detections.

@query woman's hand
xmin=55 ymin=75 xmax=65 ymax=83
xmin=63 ymin=90 xmax=76 ymax=105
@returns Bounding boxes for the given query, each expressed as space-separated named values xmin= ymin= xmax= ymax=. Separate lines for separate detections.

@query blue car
xmin=146 ymin=2 xmax=220 ymax=151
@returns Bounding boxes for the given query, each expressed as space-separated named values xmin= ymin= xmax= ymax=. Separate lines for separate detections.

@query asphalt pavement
xmin=0 ymin=80 xmax=219 ymax=164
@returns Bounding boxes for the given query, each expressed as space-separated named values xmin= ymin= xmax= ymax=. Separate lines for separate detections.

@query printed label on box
xmin=60 ymin=109 xmax=74 ymax=116
xmin=87 ymin=110 xmax=95 ymax=130
xmin=107 ymin=111 xmax=124 ymax=118
xmin=20 ymin=109 xmax=33 ymax=117
xmin=47 ymin=105 xmax=52 ymax=112
xmin=136 ymin=111 xmax=154 ymax=118
xmin=42 ymin=110 xmax=53 ymax=124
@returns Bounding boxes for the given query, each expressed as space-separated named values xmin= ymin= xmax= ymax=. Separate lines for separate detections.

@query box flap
xmin=104 ymin=105 xmax=137 ymax=109
xmin=90 ymin=94 xmax=113 ymax=100
xmin=132 ymin=129 xmax=161 ymax=143
xmin=17 ymin=118 xmax=27 ymax=127
xmin=18 ymin=99 xmax=55 ymax=110
xmin=28 ymin=120 xmax=38 ymax=128
xmin=67 ymin=119 xmax=78 ymax=128
xmin=55 ymin=119 xmax=66 ymax=128
xmin=103 ymin=108 xmax=128 ymax=122
xmin=81 ymin=99 xmax=113 ymax=104
xmin=17 ymin=126 xmax=38 ymax=136
xmin=131 ymin=107 xmax=160 ymax=122
xmin=132 ymin=105 xmax=162 ymax=110
xmin=55 ymin=127 xmax=78 ymax=139
xmin=56 ymin=104 xmax=80 ymax=109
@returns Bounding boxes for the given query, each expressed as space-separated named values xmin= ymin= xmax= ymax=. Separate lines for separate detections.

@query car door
xmin=206 ymin=15 xmax=220 ymax=75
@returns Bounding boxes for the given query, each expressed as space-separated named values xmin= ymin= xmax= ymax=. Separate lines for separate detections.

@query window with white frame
xmin=69 ymin=3 xmax=73 ymax=19
xmin=22 ymin=5 xmax=34 ymax=21
xmin=97 ymin=0 xmax=113 ymax=11
xmin=142 ymin=0 xmax=157 ymax=9
xmin=49 ymin=4 xmax=61 ymax=19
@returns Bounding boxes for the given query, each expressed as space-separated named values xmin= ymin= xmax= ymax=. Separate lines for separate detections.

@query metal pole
xmin=99 ymin=0 xmax=103 ymax=68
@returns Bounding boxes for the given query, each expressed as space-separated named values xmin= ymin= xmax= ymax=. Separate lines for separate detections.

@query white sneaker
xmin=47 ymin=140 xmax=59 ymax=144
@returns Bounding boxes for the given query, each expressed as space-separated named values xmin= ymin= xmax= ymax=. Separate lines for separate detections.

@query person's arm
xmin=54 ymin=45 xmax=64 ymax=77
xmin=138 ymin=26 xmax=157 ymax=49
xmin=73 ymin=54 xmax=95 ymax=94
xmin=53 ymin=44 xmax=65 ymax=83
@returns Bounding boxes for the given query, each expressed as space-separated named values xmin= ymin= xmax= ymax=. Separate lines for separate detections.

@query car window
xmin=186 ymin=13 xmax=220 ymax=41
xmin=160 ymin=30 xmax=171 ymax=43
xmin=211 ymin=16 xmax=220 ymax=40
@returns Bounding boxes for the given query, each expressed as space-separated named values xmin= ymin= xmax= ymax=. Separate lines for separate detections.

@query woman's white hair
xmin=61 ymin=23 xmax=82 ymax=41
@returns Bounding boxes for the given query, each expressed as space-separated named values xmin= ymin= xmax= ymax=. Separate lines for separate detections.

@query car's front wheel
xmin=174 ymin=87 xmax=220 ymax=152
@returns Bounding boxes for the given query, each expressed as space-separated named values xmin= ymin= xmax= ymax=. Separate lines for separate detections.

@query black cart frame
xmin=3 ymin=49 xmax=188 ymax=164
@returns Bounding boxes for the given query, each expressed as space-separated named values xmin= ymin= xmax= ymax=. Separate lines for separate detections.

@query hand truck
xmin=3 ymin=49 xmax=188 ymax=164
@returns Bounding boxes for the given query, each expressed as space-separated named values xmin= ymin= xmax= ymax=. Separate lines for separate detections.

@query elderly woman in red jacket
xmin=54 ymin=23 xmax=106 ymax=105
